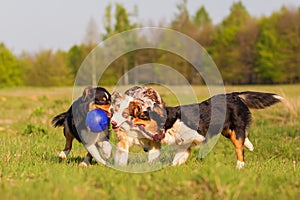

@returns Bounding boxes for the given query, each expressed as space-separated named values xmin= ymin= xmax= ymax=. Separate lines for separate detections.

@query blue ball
xmin=85 ymin=109 xmax=109 ymax=133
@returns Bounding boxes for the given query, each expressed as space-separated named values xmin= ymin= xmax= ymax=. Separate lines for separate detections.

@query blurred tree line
xmin=1 ymin=1 xmax=300 ymax=87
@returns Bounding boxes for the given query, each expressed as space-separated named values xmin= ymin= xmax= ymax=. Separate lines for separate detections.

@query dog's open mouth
xmin=136 ymin=123 xmax=145 ymax=127
xmin=95 ymin=104 xmax=111 ymax=113
xmin=132 ymin=118 xmax=147 ymax=127
xmin=112 ymin=125 xmax=119 ymax=131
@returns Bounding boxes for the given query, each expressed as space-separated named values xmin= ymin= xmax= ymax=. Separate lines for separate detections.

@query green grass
xmin=0 ymin=85 xmax=299 ymax=199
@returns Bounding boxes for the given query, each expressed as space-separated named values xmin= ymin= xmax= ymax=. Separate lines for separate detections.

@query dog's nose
xmin=143 ymin=147 xmax=149 ymax=152
xmin=111 ymin=120 xmax=117 ymax=127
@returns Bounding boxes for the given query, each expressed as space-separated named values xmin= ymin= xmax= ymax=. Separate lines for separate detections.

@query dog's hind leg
xmin=59 ymin=127 xmax=74 ymax=161
xmin=244 ymin=137 xmax=254 ymax=151
xmin=225 ymin=129 xmax=245 ymax=169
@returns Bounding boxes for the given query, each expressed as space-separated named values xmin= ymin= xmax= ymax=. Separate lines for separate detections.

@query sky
xmin=1 ymin=0 xmax=300 ymax=55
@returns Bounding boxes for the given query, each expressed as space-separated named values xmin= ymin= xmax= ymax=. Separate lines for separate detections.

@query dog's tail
xmin=51 ymin=112 xmax=66 ymax=127
xmin=236 ymin=91 xmax=283 ymax=109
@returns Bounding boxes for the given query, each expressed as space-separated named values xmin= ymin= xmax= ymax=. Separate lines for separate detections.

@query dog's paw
xmin=58 ymin=151 xmax=67 ymax=160
xmin=236 ymin=160 xmax=245 ymax=169
xmin=79 ymin=161 xmax=88 ymax=168
xmin=172 ymin=151 xmax=190 ymax=166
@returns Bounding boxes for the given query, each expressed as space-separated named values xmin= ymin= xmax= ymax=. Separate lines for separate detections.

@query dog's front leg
xmin=115 ymin=134 xmax=130 ymax=166
xmin=79 ymin=152 xmax=93 ymax=167
xmin=148 ymin=148 xmax=160 ymax=163
xmin=86 ymin=144 xmax=106 ymax=165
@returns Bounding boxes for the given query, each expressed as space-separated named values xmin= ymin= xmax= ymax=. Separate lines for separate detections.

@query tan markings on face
xmin=145 ymin=120 xmax=159 ymax=135
xmin=133 ymin=118 xmax=159 ymax=134
xmin=95 ymin=104 xmax=111 ymax=112
xmin=133 ymin=118 xmax=151 ymax=126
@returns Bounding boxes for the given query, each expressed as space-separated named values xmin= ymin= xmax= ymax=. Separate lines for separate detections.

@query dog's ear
xmin=144 ymin=88 xmax=159 ymax=103
xmin=144 ymin=87 xmax=165 ymax=106
xmin=110 ymin=91 xmax=122 ymax=105
xmin=128 ymin=101 xmax=141 ymax=118
xmin=82 ymin=86 xmax=94 ymax=102
xmin=111 ymin=91 xmax=123 ymax=100
xmin=147 ymin=103 xmax=167 ymax=130
xmin=152 ymin=103 xmax=166 ymax=118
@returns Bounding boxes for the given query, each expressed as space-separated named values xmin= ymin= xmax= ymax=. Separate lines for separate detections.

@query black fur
xmin=131 ymin=91 xmax=282 ymax=166
xmin=52 ymin=87 xmax=111 ymax=146
xmin=52 ymin=112 xmax=66 ymax=127
xmin=163 ymin=92 xmax=281 ymax=139
xmin=234 ymin=91 xmax=281 ymax=109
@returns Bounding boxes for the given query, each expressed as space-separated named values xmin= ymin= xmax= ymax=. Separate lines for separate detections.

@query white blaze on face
xmin=111 ymin=95 xmax=133 ymax=127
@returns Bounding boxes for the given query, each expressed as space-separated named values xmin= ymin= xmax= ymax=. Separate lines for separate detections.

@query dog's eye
xmin=114 ymin=105 xmax=119 ymax=112
xmin=122 ymin=112 xmax=129 ymax=118
xmin=122 ymin=108 xmax=129 ymax=118
xmin=139 ymin=111 xmax=150 ymax=120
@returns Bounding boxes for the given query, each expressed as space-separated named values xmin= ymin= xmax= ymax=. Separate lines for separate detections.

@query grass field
xmin=0 ymin=85 xmax=299 ymax=199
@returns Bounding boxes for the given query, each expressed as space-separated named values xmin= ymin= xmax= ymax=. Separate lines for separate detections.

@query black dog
xmin=52 ymin=87 xmax=111 ymax=167
xmin=143 ymin=91 xmax=282 ymax=168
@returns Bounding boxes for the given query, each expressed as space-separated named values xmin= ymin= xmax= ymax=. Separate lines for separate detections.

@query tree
xmin=192 ymin=6 xmax=215 ymax=49
xmin=103 ymin=4 xmax=113 ymax=40
xmin=26 ymin=50 xmax=72 ymax=86
xmin=102 ymin=3 xmax=137 ymax=39
xmin=193 ymin=6 xmax=212 ymax=27
xmin=211 ymin=1 xmax=252 ymax=84
xmin=67 ymin=45 xmax=84 ymax=76
xmin=0 ymin=43 xmax=23 ymax=86
xmin=101 ymin=3 xmax=138 ymax=85
xmin=83 ymin=17 xmax=100 ymax=46
xmin=275 ymin=7 xmax=300 ymax=83
xmin=234 ymin=18 xmax=259 ymax=83
xmin=255 ymin=8 xmax=289 ymax=83
xmin=171 ymin=0 xmax=191 ymax=32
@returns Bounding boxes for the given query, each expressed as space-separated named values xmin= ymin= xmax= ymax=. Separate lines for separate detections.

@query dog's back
xmin=164 ymin=92 xmax=282 ymax=136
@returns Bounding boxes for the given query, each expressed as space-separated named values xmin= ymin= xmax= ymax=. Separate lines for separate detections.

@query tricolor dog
xmin=52 ymin=87 xmax=112 ymax=167
xmin=138 ymin=91 xmax=283 ymax=168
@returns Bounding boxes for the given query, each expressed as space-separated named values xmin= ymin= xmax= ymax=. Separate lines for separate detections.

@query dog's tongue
xmin=137 ymin=124 xmax=145 ymax=128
